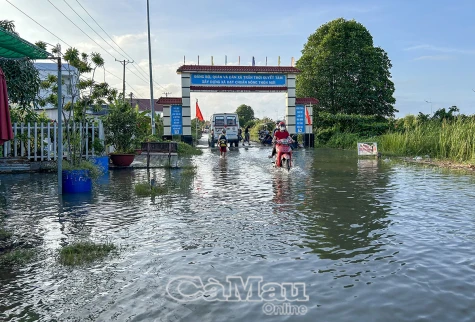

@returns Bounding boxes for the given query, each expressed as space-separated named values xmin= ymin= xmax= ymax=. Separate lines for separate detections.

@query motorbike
xmin=259 ymin=131 xmax=273 ymax=145
xmin=275 ymin=138 xmax=293 ymax=171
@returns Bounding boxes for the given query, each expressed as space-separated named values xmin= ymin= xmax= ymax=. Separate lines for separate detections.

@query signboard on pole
xmin=171 ymin=105 xmax=182 ymax=135
xmin=295 ymin=104 xmax=305 ymax=133
xmin=190 ymin=73 xmax=286 ymax=87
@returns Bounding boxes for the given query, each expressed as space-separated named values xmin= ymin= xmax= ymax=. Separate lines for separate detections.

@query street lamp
xmin=425 ymin=100 xmax=433 ymax=115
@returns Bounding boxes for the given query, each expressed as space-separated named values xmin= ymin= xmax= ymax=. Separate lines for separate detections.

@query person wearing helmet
xmin=271 ymin=122 xmax=293 ymax=162
xmin=269 ymin=121 xmax=281 ymax=158
xmin=218 ymin=129 xmax=228 ymax=158
xmin=274 ymin=122 xmax=291 ymax=140
xmin=272 ymin=121 xmax=280 ymax=136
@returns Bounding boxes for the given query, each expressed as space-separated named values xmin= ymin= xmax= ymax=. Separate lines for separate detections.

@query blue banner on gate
xmin=295 ymin=105 xmax=305 ymax=134
xmin=171 ymin=105 xmax=182 ymax=135
xmin=190 ymin=73 xmax=286 ymax=86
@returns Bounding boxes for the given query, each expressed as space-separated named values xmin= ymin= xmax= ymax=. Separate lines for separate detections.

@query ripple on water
xmin=1 ymin=147 xmax=475 ymax=321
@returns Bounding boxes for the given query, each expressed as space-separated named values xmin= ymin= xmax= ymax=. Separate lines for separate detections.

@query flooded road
xmin=1 ymin=138 xmax=475 ymax=321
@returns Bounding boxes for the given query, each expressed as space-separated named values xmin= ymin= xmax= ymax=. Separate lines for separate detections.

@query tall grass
xmin=379 ymin=118 xmax=475 ymax=162
xmin=177 ymin=142 xmax=202 ymax=155
xmin=59 ymin=241 xmax=116 ymax=266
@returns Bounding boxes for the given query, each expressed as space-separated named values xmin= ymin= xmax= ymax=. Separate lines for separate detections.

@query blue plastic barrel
xmin=62 ymin=170 xmax=92 ymax=193
xmin=90 ymin=156 xmax=109 ymax=173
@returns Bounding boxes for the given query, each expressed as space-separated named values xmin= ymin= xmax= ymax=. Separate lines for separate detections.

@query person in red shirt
xmin=272 ymin=121 xmax=293 ymax=166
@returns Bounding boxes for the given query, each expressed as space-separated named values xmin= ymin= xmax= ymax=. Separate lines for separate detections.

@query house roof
xmin=156 ymin=97 xmax=182 ymax=105
xmin=131 ymin=98 xmax=164 ymax=112
xmin=0 ymin=27 xmax=51 ymax=59
xmin=296 ymin=97 xmax=319 ymax=105
xmin=177 ymin=65 xmax=300 ymax=74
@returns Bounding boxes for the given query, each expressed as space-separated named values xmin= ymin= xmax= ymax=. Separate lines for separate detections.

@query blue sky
xmin=2 ymin=0 xmax=475 ymax=118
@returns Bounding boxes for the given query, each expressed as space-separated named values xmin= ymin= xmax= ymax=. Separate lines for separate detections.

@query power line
xmin=57 ymin=0 xmax=168 ymax=93
xmin=5 ymin=0 xmax=72 ymax=48
xmin=7 ymin=0 xmax=156 ymax=98
xmin=42 ymin=1 xmax=149 ymax=96
xmin=74 ymin=0 xmax=135 ymax=63
xmin=73 ymin=0 xmax=168 ymax=92
xmin=62 ymin=0 xmax=128 ymax=61
xmin=47 ymin=0 xmax=118 ymax=61
xmin=103 ymin=69 xmax=146 ymax=97
xmin=126 ymin=65 xmax=150 ymax=85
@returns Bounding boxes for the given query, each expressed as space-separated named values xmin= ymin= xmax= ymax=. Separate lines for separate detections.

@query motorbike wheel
xmin=287 ymin=159 xmax=291 ymax=171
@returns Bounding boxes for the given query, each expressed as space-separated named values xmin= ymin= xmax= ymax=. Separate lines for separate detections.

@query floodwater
xmin=1 ymin=137 xmax=475 ymax=321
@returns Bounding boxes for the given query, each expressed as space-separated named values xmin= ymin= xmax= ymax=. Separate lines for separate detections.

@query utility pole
xmin=147 ymin=0 xmax=155 ymax=135
xmin=56 ymin=44 xmax=63 ymax=195
xmin=115 ymin=59 xmax=133 ymax=100
xmin=162 ymin=92 xmax=171 ymax=98
xmin=129 ymin=92 xmax=133 ymax=105
xmin=425 ymin=99 xmax=433 ymax=115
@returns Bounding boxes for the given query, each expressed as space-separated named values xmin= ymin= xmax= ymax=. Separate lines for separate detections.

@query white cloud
xmin=405 ymin=44 xmax=475 ymax=54
xmin=112 ymin=32 xmax=148 ymax=47
xmin=413 ymin=55 xmax=453 ymax=61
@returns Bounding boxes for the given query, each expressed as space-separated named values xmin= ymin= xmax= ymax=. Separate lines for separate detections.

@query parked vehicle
xmin=208 ymin=113 xmax=240 ymax=147
xmin=259 ymin=132 xmax=273 ymax=145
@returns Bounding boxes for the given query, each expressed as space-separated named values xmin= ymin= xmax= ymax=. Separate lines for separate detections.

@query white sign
xmin=357 ymin=142 xmax=378 ymax=156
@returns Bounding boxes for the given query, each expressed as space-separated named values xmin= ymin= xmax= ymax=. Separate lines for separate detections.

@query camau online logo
xmin=166 ymin=276 xmax=309 ymax=316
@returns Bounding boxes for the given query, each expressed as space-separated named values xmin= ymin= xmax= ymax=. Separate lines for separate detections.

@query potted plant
xmin=103 ymin=100 xmax=138 ymax=166
xmin=90 ymin=138 xmax=109 ymax=172
xmin=61 ymin=131 xmax=100 ymax=193
xmin=32 ymin=44 xmax=118 ymax=193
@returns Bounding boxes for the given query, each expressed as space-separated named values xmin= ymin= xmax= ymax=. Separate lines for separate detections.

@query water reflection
xmin=271 ymin=171 xmax=292 ymax=205
xmin=301 ymin=154 xmax=391 ymax=260
xmin=2 ymin=147 xmax=475 ymax=321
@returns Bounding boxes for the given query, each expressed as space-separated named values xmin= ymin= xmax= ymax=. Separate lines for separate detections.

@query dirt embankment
xmin=401 ymin=157 xmax=475 ymax=171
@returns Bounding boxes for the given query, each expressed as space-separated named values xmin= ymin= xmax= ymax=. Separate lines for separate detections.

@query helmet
xmin=279 ymin=121 xmax=286 ymax=131
xmin=222 ymin=129 xmax=226 ymax=134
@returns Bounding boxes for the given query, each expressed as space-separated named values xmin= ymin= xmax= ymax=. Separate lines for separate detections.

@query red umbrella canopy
xmin=0 ymin=67 xmax=14 ymax=145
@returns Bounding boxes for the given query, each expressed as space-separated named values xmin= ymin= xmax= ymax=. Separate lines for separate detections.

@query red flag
xmin=196 ymin=101 xmax=204 ymax=121
xmin=305 ymin=106 xmax=312 ymax=125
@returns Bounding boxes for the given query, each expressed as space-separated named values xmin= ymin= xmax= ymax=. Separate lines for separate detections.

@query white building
xmin=34 ymin=62 xmax=79 ymax=121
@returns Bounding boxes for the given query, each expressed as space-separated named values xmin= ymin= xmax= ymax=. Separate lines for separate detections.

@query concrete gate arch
xmin=158 ymin=65 xmax=318 ymax=147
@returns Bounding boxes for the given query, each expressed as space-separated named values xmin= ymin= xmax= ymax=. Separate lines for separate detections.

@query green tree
xmin=296 ymin=18 xmax=396 ymax=118
xmin=235 ymin=104 xmax=255 ymax=127
xmin=104 ymin=100 xmax=138 ymax=153
xmin=0 ymin=20 xmax=41 ymax=111
xmin=37 ymin=46 xmax=118 ymax=166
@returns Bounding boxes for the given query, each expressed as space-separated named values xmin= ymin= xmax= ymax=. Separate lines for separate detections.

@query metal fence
xmin=2 ymin=121 xmax=104 ymax=161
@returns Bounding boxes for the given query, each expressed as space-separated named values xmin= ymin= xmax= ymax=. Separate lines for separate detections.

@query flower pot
xmin=110 ymin=154 xmax=135 ymax=166
xmin=135 ymin=149 xmax=142 ymax=155
xmin=90 ymin=156 xmax=109 ymax=172
xmin=62 ymin=170 xmax=92 ymax=193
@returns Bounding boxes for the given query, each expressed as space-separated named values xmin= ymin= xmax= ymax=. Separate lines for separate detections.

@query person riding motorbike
xmin=269 ymin=121 xmax=282 ymax=158
xmin=272 ymin=122 xmax=293 ymax=166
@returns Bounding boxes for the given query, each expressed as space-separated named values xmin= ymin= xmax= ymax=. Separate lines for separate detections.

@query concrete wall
xmin=181 ymin=73 xmax=191 ymax=136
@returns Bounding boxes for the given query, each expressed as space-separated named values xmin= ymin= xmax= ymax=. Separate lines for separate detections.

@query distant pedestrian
xmin=244 ymin=126 xmax=250 ymax=145
xmin=218 ymin=129 xmax=228 ymax=158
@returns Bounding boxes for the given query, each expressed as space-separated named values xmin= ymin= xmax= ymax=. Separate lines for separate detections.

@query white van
xmin=208 ymin=113 xmax=240 ymax=147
